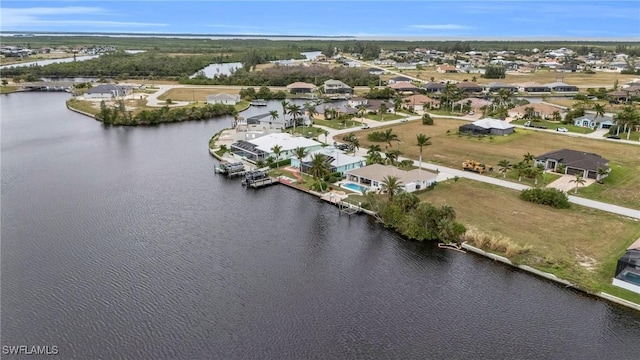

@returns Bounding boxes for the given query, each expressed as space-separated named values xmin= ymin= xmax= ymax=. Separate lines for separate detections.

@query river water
xmin=2 ymin=92 xmax=639 ymax=359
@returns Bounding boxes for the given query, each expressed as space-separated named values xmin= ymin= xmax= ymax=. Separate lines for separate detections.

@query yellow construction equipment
xmin=462 ymin=160 xmax=493 ymax=174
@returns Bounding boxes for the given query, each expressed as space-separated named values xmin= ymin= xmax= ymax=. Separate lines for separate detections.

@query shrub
xmin=422 ymin=113 xmax=434 ymax=125
xmin=367 ymin=131 xmax=386 ymax=142
xmin=519 ymin=188 xmax=570 ymax=209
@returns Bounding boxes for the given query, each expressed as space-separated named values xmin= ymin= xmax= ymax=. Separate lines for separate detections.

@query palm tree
xmin=280 ymin=100 xmax=289 ymax=126
xmin=551 ymin=110 xmax=562 ymax=122
xmin=293 ymin=146 xmax=308 ymax=170
xmin=569 ymin=174 xmax=587 ymax=194
xmin=592 ymin=103 xmax=606 ymax=125
xmin=381 ymin=128 xmax=398 ymax=148
xmin=514 ymin=161 xmax=527 ymax=182
xmin=393 ymin=96 xmax=403 ymax=113
xmin=379 ymin=102 xmax=388 ymax=121
xmin=596 ymin=167 xmax=609 ymax=184
xmin=497 ymin=159 xmax=512 ymax=178
xmin=304 ymin=102 xmax=317 ymax=127
xmin=321 ymin=129 xmax=329 ymax=144
xmin=384 ymin=150 xmax=400 ymax=166
xmin=271 ymin=145 xmax=282 ymax=167
xmin=308 ymin=153 xmax=331 ymax=191
xmin=288 ymin=103 xmax=303 ymax=133
xmin=529 ymin=164 xmax=544 ymax=186
xmin=357 ymin=105 xmax=367 ymax=124
xmin=366 ymin=145 xmax=383 ymax=164
xmin=522 ymin=152 xmax=535 ymax=165
xmin=268 ymin=110 xmax=279 ymax=129
xmin=381 ymin=175 xmax=403 ymax=202
xmin=615 ymin=105 xmax=639 ymax=140
xmin=416 ymin=133 xmax=432 ymax=172
xmin=524 ymin=106 xmax=536 ymax=120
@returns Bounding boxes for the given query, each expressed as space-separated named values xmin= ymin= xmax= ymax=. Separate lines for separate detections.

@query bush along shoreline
xmin=93 ymin=100 xmax=238 ymax=126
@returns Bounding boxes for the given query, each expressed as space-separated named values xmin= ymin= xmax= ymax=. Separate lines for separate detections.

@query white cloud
xmin=410 ymin=24 xmax=473 ymax=30
xmin=1 ymin=6 xmax=166 ymax=30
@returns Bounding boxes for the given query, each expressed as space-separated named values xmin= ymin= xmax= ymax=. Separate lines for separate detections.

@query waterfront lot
xmin=355 ymin=119 xmax=640 ymax=209
xmin=418 ymin=179 xmax=640 ymax=303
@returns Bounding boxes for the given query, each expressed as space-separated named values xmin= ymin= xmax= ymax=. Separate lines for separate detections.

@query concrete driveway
xmin=547 ymin=174 xmax=595 ymax=193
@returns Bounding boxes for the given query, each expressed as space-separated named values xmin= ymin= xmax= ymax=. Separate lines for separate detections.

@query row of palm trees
xmin=267 ymin=100 xmax=319 ymax=133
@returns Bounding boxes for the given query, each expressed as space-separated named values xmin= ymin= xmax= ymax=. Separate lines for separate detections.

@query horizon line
xmin=1 ymin=31 xmax=639 ymax=42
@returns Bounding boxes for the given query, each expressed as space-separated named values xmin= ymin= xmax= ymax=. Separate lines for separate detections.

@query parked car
xmin=400 ymin=117 xmax=409 ymax=122
xmin=556 ymin=127 xmax=568 ymax=132
xmin=361 ymin=124 xmax=370 ymax=129
xmin=607 ymin=135 xmax=621 ymax=140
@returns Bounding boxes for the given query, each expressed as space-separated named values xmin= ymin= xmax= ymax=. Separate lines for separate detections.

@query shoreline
xmin=208 ymin=148 xmax=640 ymax=312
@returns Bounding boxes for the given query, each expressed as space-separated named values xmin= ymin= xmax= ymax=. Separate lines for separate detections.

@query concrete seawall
xmin=462 ymin=243 xmax=640 ymax=312
xmin=66 ymin=103 xmax=97 ymax=119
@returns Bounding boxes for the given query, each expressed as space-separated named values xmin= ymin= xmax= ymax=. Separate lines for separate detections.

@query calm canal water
xmin=2 ymin=92 xmax=640 ymax=359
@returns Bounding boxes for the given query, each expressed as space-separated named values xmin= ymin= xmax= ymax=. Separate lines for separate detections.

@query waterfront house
xmin=323 ymin=79 xmax=353 ymax=95
xmin=455 ymin=81 xmax=483 ymax=93
xmin=387 ymin=82 xmax=419 ymax=93
xmin=458 ymin=118 xmax=514 ymax=136
xmin=348 ymin=97 xmax=369 ymax=108
xmin=613 ymin=238 xmax=640 ymax=295
xmin=573 ymin=114 xmax=615 ymax=129
xmin=84 ymin=84 xmax=131 ymax=99
xmin=544 ymin=81 xmax=579 ymax=93
xmin=516 ymin=82 xmax=551 ymax=93
xmin=286 ymin=82 xmax=317 ymax=94
xmin=291 ymin=147 xmax=366 ymax=175
xmin=230 ymin=133 xmax=323 ymax=163
xmin=535 ymin=149 xmax=609 ymax=180
xmin=484 ymin=82 xmax=518 ymax=93
xmin=422 ymin=82 xmax=446 ymax=93
xmin=453 ymin=98 xmax=492 ymax=112
xmin=345 ymin=164 xmax=437 ymax=193
xmin=206 ymin=93 xmax=240 ymax=105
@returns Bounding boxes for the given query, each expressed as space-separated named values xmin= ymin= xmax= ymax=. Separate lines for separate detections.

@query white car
xmin=400 ymin=117 xmax=409 ymax=122
xmin=556 ymin=127 xmax=568 ymax=132
xmin=361 ymin=124 xmax=370 ymax=129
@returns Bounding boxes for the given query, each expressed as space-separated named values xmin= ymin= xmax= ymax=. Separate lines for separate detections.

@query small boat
xmin=250 ymin=99 xmax=267 ymax=106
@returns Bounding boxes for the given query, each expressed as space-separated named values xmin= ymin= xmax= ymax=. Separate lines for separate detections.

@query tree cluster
xmin=181 ymin=64 xmax=377 ymax=87
xmin=97 ymin=101 xmax=237 ymax=126
xmin=519 ymin=188 xmax=570 ymax=209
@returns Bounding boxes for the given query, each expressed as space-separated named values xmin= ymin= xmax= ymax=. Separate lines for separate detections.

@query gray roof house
xmin=206 ymin=93 xmax=240 ymax=105
xmin=544 ymin=81 xmax=579 ymax=93
xmin=573 ymin=114 xmax=615 ymax=129
xmin=535 ymin=149 xmax=609 ymax=180
xmin=84 ymin=84 xmax=130 ymax=99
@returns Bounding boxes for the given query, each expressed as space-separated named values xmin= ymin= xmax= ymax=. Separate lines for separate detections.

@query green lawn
xmin=0 ymin=86 xmax=19 ymax=94
xmin=510 ymin=119 xmax=595 ymax=134
xmin=368 ymin=113 xmax=406 ymax=122
xmin=313 ymin=118 xmax=363 ymax=129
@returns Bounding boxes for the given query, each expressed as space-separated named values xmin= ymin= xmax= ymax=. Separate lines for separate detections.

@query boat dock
xmin=245 ymin=177 xmax=278 ymax=189
xmin=214 ymin=161 xmax=246 ymax=177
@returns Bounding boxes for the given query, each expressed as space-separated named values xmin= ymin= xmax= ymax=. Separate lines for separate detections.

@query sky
xmin=1 ymin=0 xmax=639 ymax=40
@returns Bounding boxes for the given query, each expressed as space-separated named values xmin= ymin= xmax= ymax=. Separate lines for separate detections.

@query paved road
xmin=315 ymin=116 xmax=640 ymax=220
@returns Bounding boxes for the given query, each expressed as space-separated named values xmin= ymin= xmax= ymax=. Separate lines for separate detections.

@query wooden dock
xmin=246 ymin=177 xmax=278 ymax=189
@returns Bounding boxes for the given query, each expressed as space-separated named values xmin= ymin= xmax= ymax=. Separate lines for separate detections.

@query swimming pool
xmin=340 ymin=182 xmax=369 ymax=194
xmin=620 ymin=271 xmax=640 ymax=286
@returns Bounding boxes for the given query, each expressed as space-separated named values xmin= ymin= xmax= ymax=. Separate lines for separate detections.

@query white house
xmin=345 ymin=164 xmax=437 ymax=193
xmin=230 ymin=133 xmax=323 ymax=162
xmin=206 ymin=93 xmax=240 ymax=105
xmin=291 ymin=147 xmax=366 ymax=175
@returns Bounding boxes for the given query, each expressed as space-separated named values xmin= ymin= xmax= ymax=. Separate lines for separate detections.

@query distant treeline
xmin=3 ymin=35 xmax=639 ymax=55
xmin=181 ymin=65 xmax=379 ymax=87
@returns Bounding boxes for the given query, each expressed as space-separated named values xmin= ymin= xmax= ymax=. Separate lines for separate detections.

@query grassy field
xmin=418 ymin=179 xmax=640 ymax=303
xmin=367 ymin=113 xmax=405 ymax=121
xmin=394 ymin=67 xmax=639 ymax=87
xmin=313 ymin=117 xmax=363 ymax=130
xmin=158 ymin=87 xmax=242 ymax=101
xmin=0 ymin=86 xmax=19 ymax=94
xmin=355 ymin=118 xmax=640 ymax=209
